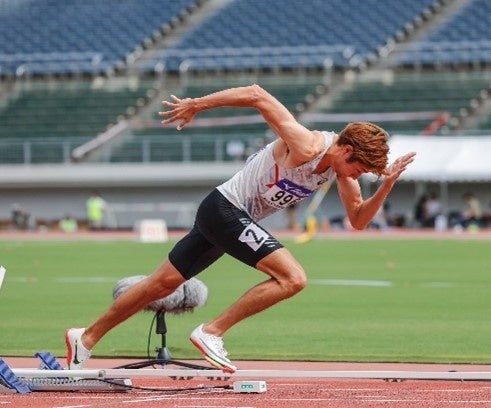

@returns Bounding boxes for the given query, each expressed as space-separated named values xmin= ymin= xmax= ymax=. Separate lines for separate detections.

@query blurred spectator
xmin=226 ymin=140 xmax=245 ymax=161
xmin=413 ymin=194 xmax=428 ymax=228
xmin=285 ymin=203 xmax=301 ymax=231
xmin=413 ymin=193 xmax=441 ymax=228
xmin=461 ymin=192 xmax=482 ymax=230
xmin=425 ymin=192 xmax=442 ymax=228
xmin=371 ymin=202 xmax=390 ymax=230
xmin=482 ymin=201 xmax=491 ymax=228
xmin=86 ymin=191 xmax=106 ymax=230
xmin=11 ymin=204 xmax=30 ymax=230
xmin=59 ymin=214 xmax=78 ymax=233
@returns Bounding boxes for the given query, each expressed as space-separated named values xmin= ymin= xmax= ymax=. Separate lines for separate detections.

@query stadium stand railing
xmin=138 ymin=46 xmax=350 ymax=73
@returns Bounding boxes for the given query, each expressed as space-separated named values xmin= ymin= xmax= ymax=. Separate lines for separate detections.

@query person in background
xmin=11 ymin=204 xmax=30 ymax=230
xmin=413 ymin=194 xmax=428 ymax=228
xmin=86 ymin=191 xmax=106 ymax=230
xmin=371 ymin=202 xmax=391 ymax=230
xmin=59 ymin=214 xmax=78 ymax=233
xmin=424 ymin=192 xmax=441 ymax=228
xmin=66 ymin=84 xmax=415 ymax=374
xmin=285 ymin=202 xmax=301 ymax=231
xmin=462 ymin=192 xmax=482 ymax=230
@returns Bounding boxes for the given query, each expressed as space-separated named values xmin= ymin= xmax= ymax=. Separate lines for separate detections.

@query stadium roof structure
xmin=388 ymin=135 xmax=491 ymax=182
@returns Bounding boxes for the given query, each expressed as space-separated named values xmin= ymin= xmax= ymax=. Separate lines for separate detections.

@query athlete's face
xmin=334 ymin=144 xmax=369 ymax=179
xmin=338 ymin=160 xmax=368 ymax=179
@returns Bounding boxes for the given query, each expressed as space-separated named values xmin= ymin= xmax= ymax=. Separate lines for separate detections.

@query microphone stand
xmin=114 ymin=311 xmax=212 ymax=370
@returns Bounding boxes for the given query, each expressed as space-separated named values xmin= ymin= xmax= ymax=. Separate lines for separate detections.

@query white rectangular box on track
xmin=233 ymin=380 xmax=267 ymax=393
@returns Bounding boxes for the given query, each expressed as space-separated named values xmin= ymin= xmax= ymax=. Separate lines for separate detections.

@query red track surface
xmin=3 ymin=358 xmax=491 ymax=408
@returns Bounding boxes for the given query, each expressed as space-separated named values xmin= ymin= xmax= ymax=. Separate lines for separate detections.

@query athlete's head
xmin=337 ymin=122 xmax=390 ymax=177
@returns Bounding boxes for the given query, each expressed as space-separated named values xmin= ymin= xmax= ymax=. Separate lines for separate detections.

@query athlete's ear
xmin=342 ymin=144 xmax=354 ymax=159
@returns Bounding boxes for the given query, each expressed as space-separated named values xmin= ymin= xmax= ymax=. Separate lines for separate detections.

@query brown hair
xmin=337 ymin=122 xmax=390 ymax=176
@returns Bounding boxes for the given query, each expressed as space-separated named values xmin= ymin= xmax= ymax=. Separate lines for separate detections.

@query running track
xmin=3 ymin=358 xmax=491 ymax=408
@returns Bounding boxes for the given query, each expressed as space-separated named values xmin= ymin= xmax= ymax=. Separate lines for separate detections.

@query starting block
xmin=0 ymin=358 xmax=31 ymax=394
xmin=35 ymin=351 xmax=65 ymax=371
xmin=0 ymin=352 xmax=132 ymax=394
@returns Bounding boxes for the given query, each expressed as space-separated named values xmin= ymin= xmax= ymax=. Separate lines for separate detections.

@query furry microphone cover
xmin=112 ymin=275 xmax=208 ymax=314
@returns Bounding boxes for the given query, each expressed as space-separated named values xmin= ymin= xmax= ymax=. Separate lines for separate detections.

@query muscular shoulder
xmin=273 ymin=130 xmax=325 ymax=167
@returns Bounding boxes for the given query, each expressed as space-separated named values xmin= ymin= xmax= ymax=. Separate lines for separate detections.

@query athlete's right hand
xmin=159 ymin=95 xmax=197 ymax=130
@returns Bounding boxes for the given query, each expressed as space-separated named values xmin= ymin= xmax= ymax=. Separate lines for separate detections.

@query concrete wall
xmin=1 ymin=163 xmax=490 ymax=231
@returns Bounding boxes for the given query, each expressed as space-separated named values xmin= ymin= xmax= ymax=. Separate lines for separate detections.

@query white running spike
xmin=0 ymin=266 xmax=6 ymax=290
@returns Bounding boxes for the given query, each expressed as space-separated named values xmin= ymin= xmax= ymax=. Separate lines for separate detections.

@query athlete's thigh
xmin=196 ymin=189 xmax=284 ymax=268
xmin=168 ymin=224 xmax=224 ymax=279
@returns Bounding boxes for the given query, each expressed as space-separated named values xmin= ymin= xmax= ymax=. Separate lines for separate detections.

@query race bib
xmin=262 ymin=179 xmax=313 ymax=209
xmin=238 ymin=222 xmax=269 ymax=251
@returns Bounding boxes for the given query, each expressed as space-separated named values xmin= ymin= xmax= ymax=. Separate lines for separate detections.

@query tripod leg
xmin=114 ymin=311 xmax=214 ymax=370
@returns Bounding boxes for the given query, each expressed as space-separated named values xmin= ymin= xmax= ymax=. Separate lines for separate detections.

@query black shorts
xmin=169 ymin=189 xmax=283 ymax=280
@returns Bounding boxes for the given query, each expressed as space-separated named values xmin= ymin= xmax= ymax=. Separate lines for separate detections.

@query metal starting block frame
xmin=4 ymin=352 xmax=491 ymax=394
xmin=0 ymin=352 xmax=132 ymax=394
xmin=28 ymin=377 xmax=132 ymax=392
xmin=12 ymin=366 xmax=491 ymax=382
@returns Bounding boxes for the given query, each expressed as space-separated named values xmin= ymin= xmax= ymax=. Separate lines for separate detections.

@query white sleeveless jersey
xmin=217 ymin=131 xmax=337 ymax=221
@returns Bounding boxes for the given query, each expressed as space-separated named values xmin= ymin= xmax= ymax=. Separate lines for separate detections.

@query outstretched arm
xmin=159 ymin=85 xmax=321 ymax=162
xmin=337 ymin=151 xmax=416 ymax=230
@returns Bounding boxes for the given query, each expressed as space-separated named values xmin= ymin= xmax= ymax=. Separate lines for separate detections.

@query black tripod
xmin=114 ymin=311 xmax=212 ymax=370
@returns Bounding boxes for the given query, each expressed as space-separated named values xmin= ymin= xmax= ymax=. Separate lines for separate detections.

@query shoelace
xmin=205 ymin=333 xmax=228 ymax=357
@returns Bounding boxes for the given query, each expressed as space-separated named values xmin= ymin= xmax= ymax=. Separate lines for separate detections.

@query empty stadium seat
xmin=396 ymin=0 xmax=491 ymax=67
xmin=112 ymin=74 xmax=325 ymax=163
xmin=303 ymin=70 xmax=491 ymax=135
xmin=0 ymin=80 xmax=155 ymax=163
xmin=140 ymin=0 xmax=439 ymax=72
xmin=0 ymin=0 xmax=198 ymax=76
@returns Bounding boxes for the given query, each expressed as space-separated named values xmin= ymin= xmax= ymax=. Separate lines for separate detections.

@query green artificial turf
xmin=0 ymin=237 xmax=490 ymax=364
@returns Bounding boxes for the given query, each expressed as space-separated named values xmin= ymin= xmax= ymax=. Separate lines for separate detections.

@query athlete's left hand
xmin=159 ymin=95 xmax=197 ymax=130
xmin=385 ymin=151 xmax=416 ymax=184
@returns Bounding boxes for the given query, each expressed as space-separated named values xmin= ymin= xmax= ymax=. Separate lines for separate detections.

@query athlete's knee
xmin=149 ymin=278 xmax=179 ymax=299
xmin=146 ymin=262 xmax=186 ymax=300
xmin=257 ymin=250 xmax=307 ymax=297
xmin=279 ymin=268 xmax=307 ymax=297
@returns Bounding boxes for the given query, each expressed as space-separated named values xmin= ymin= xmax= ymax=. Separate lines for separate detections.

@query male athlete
xmin=66 ymin=84 xmax=415 ymax=373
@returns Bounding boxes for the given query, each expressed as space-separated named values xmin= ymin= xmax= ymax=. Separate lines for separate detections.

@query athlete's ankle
xmin=81 ymin=331 xmax=94 ymax=350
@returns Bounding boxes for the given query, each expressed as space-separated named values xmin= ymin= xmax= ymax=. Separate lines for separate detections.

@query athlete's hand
xmin=159 ymin=95 xmax=197 ymax=130
xmin=384 ymin=151 xmax=416 ymax=184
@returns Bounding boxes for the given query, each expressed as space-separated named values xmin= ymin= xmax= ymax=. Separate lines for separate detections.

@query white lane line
xmin=310 ymin=279 xmax=393 ymax=287
xmin=55 ymin=277 xmax=116 ymax=283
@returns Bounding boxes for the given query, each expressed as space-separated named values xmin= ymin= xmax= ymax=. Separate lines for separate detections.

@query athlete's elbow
xmin=249 ymin=83 xmax=266 ymax=96
xmin=348 ymin=216 xmax=369 ymax=231
xmin=249 ymin=84 xmax=274 ymax=106
xmin=351 ymin=222 xmax=367 ymax=231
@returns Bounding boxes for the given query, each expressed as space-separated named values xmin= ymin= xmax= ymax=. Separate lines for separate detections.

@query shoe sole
xmin=189 ymin=337 xmax=236 ymax=374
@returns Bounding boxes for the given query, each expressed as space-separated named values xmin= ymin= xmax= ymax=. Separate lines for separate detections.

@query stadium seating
xmin=1 ymin=0 xmax=491 ymax=166
xmin=112 ymin=74 xmax=326 ymax=162
xmin=140 ymin=0 xmax=439 ymax=72
xmin=302 ymin=70 xmax=491 ymax=135
xmin=0 ymin=80 xmax=155 ymax=163
xmin=396 ymin=0 xmax=491 ymax=67
xmin=0 ymin=0 xmax=198 ymax=76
